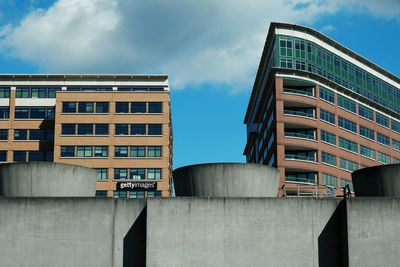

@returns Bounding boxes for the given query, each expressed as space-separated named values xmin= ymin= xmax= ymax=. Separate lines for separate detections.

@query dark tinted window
xmin=0 ymin=107 xmax=9 ymax=119
xmin=61 ymin=146 xmax=75 ymax=157
xmin=115 ymin=124 xmax=129 ymax=135
xmin=131 ymin=102 xmax=146 ymax=113
xmin=116 ymin=102 xmax=129 ymax=113
xmin=148 ymin=124 xmax=162 ymax=135
xmin=148 ymin=102 xmax=162 ymax=113
xmin=14 ymin=130 xmax=27 ymax=140
xmin=95 ymin=124 xmax=109 ymax=135
xmin=62 ymin=102 xmax=76 ymax=113
xmin=78 ymin=102 xmax=94 ymax=113
xmin=0 ymin=151 xmax=6 ymax=161
xmin=0 ymin=129 xmax=7 ymax=140
xmin=131 ymin=124 xmax=146 ymax=135
xmin=62 ymin=124 xmax=76 ymax=135
xmin=13 ymin=151 xmax=26 ymax=162
xmin=96 ymin=102 xmax=109 ymax=113
xmin=78 ymin=124 xmax=93 ymax=135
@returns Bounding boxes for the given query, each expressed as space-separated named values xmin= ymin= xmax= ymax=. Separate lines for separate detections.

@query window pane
xmin=148 ymin=102 xmax=162 ymax=113
xmin=62 ymin=102 xmax=76 ymax=113
xmin=114 ymin=168 xmax=128 ymax=180
xmin=29 ymin=130 xmax=46 ymax=140
xmin=0 ymin=129 xmax=8 ymax=140
xmin=131 ymin=102 xmax=146 ymax=113
xmin=0 ymin=107 xmax=9 ymax=119
xmin=95 ymin=124 xmax=109 ymax=135
xmin=78 ymin=102 xmax=94 ymax=113
xmin=115 ymin=124 xmax=129 ymax=135
xmin=131 ymin=124 xmax=146 ymax=135
xmin=130 ymin=168 xmax=145 ymax=179
xmin=28 ymin=151 xmax=45 ymax=161
xmin=148 ymin=146 xmax=162 ymax=157
xmin=77 ymin=124 xmax=93 ymax=135
xmin=30 ymin=108 xmax=47 ymax=119
xmin=94 ymin=146 xmax=108 ymax=157
xmin=15 ymin=108 xmax=29 ymax=119
xmin=116 ymin=102 xmax=129 ymax=113
xmin=147 ymin=168 xmax=161 ymax=179
xmin=61 ymin=124 xmax=76 ymax=135
xmin=148 ymin=124 xmax=162 ymax=135
xmin=96 ymin=169 xmax=108 ymax=181
xmin=14 ymin=129 xmax=28 ymax=140
xmin=0 ymin=151 xmax=7 ymax=161
xmin=95 ymin=102 xmax=109 ymax=113
xmin=61 ymin=146 xmax=75 ymax=157
xmin=13 ymin=151 xmax=27 ymax=162
xmin=115 ymin=146 xmax=128 ymax=157
xmin=130 ymin=146 xmax=146 ymax=157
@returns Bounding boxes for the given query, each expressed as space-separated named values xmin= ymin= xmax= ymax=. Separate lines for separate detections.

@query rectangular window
xmin=359 ymin=104 xmax=373 ymax=121
xmin=0 ymin=107 xmax=9 ymax=119
xmin=147 ymin=191 xmax=162 ymax=198
xmin=28 ymin=151 xmax=45 ymax=161
xmin=340 ymin=180 xmax=354 ymax=192
xmin=62 ymin=102 xmax=76 ymax=113
xmin=0 ymin=151 xmax=7 ymax=161
xmin=320 ymin=109 xmax=335 ymax=124
xmin=131 ymin=102 xmax=147 ymax=113
xmin=77 ymin=146 xmax=93 ymax=157
xmin=114 ymin=168 xmax=128 ymax=180
xmin=148 ymin=146 xmax=162 ymax=157
xmin=61 ymin=124 xmax=76 ymax=135
xmin=16 ymin=88 xmax=30 ymax=98
xmin=95 ymin=124 xmax=109 ymax=135
xmin=319 ymin=87 xmax=334 ymax=103
xmin=339 ymin=137 xmax=358 ymax=153
xmin=14 ymin=108 xmax=29 ymax=119
xmin=148 ymin=124 xmax=162 ymax=135
xmin=78 ymin=102 xmax=94 ymax=113
xmin=360 ymin=145 xmax=375 ymax=160
xmin=115 ymin=146 xmax=128 ymax=157
xmin=96 ymin=169 xmax=108 ymax=181
xmin=94 ymin=146 xmax=108 ymax=157
xmin=340 ymin=158 xmax=358 ymax=172
xmin=29 ymin=130 xmax=47 ymax=141
xmin=61 ymin=146 xmax=75 ymax=157
xmin=96 ymin=190 xmax=107 ymax=197
xmin=392 ymin=120 xmax=400 ymax=133
xmin=77 ymin=124 xmax=93 ymax=135
xmin=321 ymin=152 xmax=337 ymax=166
xmin=113 ymin=191 xmax=127 ymax=198
xmin=131 ymin=124 xmax=146 ymax=135
xmin=320 ymin=130 xmax=336 ymax=145
xmin=95 ymin=102 xmax=109 ymax=113
xmin=130 ymin=146 xmax=146 ymax=157
xmin=31 ymin=88 xmax=46 ymax=98
xmin=338 ymin=117 xmax=356 ymax=133
xmin=130 ymin=168 xmax=145 ymax=179
xmin=378 ymin=152 xmax=391 ymax=164
xmin=359 ymin=126 xmax=375 ymax=140
xmin=322 ymin=173 xmax=337 ymax=187
xmin=30 ymin=108 xmax=47 ymax=119
xmin=13 ymin=151 xmax=26 ymax=162
xmin=337 ymin=95 xmax=356 ymax=113
xmin=393 ymin=139 xmax=400 ymax=151
xmin=377 ymin=133 xmax=390 ymax=146
xmin=148 ymin=102 xmax=163 ymax=113
xmin=376 ymin=113 xmax=389 ymax=128
xmin=116 ymin=102 xmax=129 ymax=113
xmin=14 ymin=129 xmax=28 ymax=140
xmin=115 ymin=124 xmax=129 ymax=135
xmin=0 ymin=87 xmax=10 ymax=98
xmin=0 ymin=129 xmax=7 ymax=140
xmin=147 ymin=168 xmax=162 ymax=180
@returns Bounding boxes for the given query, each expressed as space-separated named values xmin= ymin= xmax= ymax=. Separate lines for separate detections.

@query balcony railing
xmin=284 ymin=109 xmax=315 ymax=118
xmin=283 ymin=87 xmax=314 ymax=97
xmin=284 ymin=131 xmax=315 ymax=140
xmin=285 ymin=175 xmax=316 ymax=184
xmin=285 ymin=153 xmax=316 ymax=162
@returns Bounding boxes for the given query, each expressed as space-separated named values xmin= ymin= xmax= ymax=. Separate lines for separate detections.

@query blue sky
xmin=0 ymin=0 xmax=399 ymax=168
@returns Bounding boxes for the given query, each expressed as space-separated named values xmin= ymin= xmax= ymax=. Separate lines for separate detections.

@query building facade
xmin=0 ymin=74 xmax=172 ymax=197
xmin=244 ymin=23 xmax=400 ymax=197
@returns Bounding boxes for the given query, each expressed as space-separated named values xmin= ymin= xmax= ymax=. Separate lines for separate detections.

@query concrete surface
xmin=352 ymin=164 xmax=400 ymax=196
xmin=0 ymin=162 xmax=97 ymax=197
xmin=173 ymin=163 xmax=279 ymax=197
xmin=0 ymin=198 xmax=146 ymax=267
xmin=146 ymin=197 xmax=341 ymax=267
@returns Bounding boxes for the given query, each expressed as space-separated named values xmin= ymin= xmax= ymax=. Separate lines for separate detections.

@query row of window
xmin=14 ymin=129 xmax=54 ymax=141
xmin=61 ymin=123 xmax=163 ymax=136
xmin=13 ymin=151 xmax=53 ymax=162
xmin=62 ymin=102 xmax=162 ymax=114
xmin=95 ymin=168 xmax=163 ymax=181
xmin=97 ymin=191 xmax=162 ymax=198
xmin=285 ymin=171 xmax=354 ymax=191
xmin=60 ymin=145 xmax=162 ymax=158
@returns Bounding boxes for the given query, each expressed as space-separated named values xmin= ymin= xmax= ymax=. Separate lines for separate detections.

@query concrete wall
xmin=146 ymin=197 xmax=341 ymax=267
xmin=173 ymin=163 xmax=279 ymax=197
xmin=0 ymin=198 xmax=146 ymax=267
xmin=0 ymin=162 xmax=97 ymax=197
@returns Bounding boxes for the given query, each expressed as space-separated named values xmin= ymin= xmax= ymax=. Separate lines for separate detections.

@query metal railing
xmin=283 ymin=87 xmax=314 ymax=97
xmin=285 ymin=154 xmax=316 ymax=162
xmin=284 ymin=131 xmax=316 ymax=140
xmin=284 ymin=109 xmax=315 ymax=118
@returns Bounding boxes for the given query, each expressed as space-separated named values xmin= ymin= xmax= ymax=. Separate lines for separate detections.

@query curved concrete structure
xmin=0 ymin=162 xmax=97 ymax=197
xmin=173 ymin=163 xmax=279 ymax=197
xmin=352 ymin=164 xmax=400 ymax=196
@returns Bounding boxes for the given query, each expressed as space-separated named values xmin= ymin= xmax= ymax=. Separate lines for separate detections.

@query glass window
xmin=0 ymin=129 xmax=7 ymax=140
xmin=29 ymin=130 xmax=46 ymax=141
xmin=0 ymin=107 xmax=9 ymax=119
xmin=359 ymin=126 xmax=375 ymax=140
xmin=378 ymin=152 xmax=391 ymax=164
xmin=94 ymin=146 xmax=108 ymax=157
xmin=116 ymin=102 xmax=129 ymax=113
xmin=95 ymin=102 xmax=109 ymax=113
xmin=114 ymin=168 xmax=128 ymax=180
xmin=115 ymin=124 xmax=129 ymax=135
xmin=148 ymin=102 xmax=162 ymax=113
xmin=115 ymin=146 xmax=128 ymax=157
xmin=95 ymin=124 xmax=109 ymax=135
xmin=321 ymin=152 xmax=336 ymax=166
xmin=113 ymin=191 xmax=127 ymax=198
xmin=320 ymin=109 xmax=335 ymax=124
xmin=319 ymin=87 xmax=334 ymax=103
xmin=147 ymin=191 xmax=162 ymax=197
xmin=148 ymin=124 xmax=162 ymax=135
xmin=377 ymin=133 xmax=390 ymax=146
xmin=31 ymin=88 xmax=47 ymax=98
xmin=15 ymin=108 xmax=29 ymax=119
xmin=0 ymin=151 xmax=7 ymax=161
xmin=131 ymin=102 xmax=147 ymax=113
xmin=338 ymin=117 xmax=357 ymax=133
xmin=376 ymin=113 xmax=389 ymax=128
xmin=16 ymin=88 xmax=30 ymax=98
xmin=61 ymin=124 xmax=76 ymax=135
xmin=148 ymin=146 xmax=162 ymax=157
xmin=14 ymin=129 xmax=27 ymax=140
xmin=96 ymin=169 xmax=108 ymax=181
xmin=46 ymin=151 xmax=53 ymax=162
xmin=339 ymin=137 xmax=358 ymax=153
xmin=320 ymin=130 xmax=336 ymax=145
xmin=359 ymin=104 xmax=373 ymax=121
xmin=393 ymin=139 xmax=400 ymax=151
xmin=0 ymin=87 xmax=10 ymax=98
xmin=95 ymin=190 xmax=107 ymax=197
xmin=77 ymin=124 xmax=93 ymax=135
xmin=392 ymin=120 xmax=400 ymax=134
xmin=30 ymin=108 xmax=47 ymax=119
xmin=360 ymin=145 xmax=375 ymax=160
xmin=147 ymin=168 xmax=162 ymax=180
xmin=131 ymin=124 xmax=146 ymax=135
xmin=62 ymin=102 xmax=76 ymax=113
xmin=48 ymin=88 xmax=57 ymax=98
xmin=340 ymin=180 xmax=354 ymax=192
xmin=337 ymin=95 xmax=356 ymax=113
xmin=13 ymin=151 xmax=26 ymax=162
xmin=78 ymin=102 xmax=94 ymax=113
xmin=46 ymin=107 xmax=55 ymax=119
xmin=339 ymin=158 xmax=358 ymax=172
xmin=285 ymin=171 xmax=316 ymax=184
xmin=130 ymin=146 xmax=146 ymax=157
xmin=322 ymin=173 xmax=337 ymax=187
xmin=129 ymin=191 xmax=145 ymax=198
xmin=77 ymin=146 xmax=93 ymax=157
xmin=28 ymin=151 xmax=45 ymax=161
xmin=61 ymin=146 xmax=75 ymax=157
xmin=130 ymin=168 xmax=145 ymax=179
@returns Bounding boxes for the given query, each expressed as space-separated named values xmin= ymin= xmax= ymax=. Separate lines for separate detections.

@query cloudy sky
xmin=0 ymin=0 xmax=400 ymax=167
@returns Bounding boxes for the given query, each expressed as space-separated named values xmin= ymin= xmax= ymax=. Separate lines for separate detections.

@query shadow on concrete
xmin=123 ymin=206 xmax=147 ymax=267
xmin=318 ymin=200 xmax=348 ymax=267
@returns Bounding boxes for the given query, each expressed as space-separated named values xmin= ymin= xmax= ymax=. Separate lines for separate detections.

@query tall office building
xmin=0 ymin=74 xmax=172 ymax=197
xmin=244 ymin=23 xmax=400 ymax=197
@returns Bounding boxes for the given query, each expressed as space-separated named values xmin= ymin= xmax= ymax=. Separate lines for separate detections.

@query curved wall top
xmin=173 ymin=163 xmax=279 ymax=197
xmin=352 ymin=164 xmax=400 ymax=197
xmin=0 ymin=162 xmax=97 ymax=197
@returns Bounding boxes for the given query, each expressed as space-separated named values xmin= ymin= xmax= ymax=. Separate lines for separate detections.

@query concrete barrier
xmin=173 ymin=163 xmax=279 ymax=197
xmin=352 ymin=164 xmax=400 ymax=197
xmin=0 ymin=162 xmax=97 ymax=197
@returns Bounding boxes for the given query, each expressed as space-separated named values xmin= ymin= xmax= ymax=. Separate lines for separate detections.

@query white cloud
xmin=0 ymin=0 xmax=398 ymax=91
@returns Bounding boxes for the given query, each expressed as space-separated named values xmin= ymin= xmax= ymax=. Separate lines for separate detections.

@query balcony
xmin=285 ymin=172 xmax=317 ymax=184
xmin=285 ymin=150 xmax=317 ymax=163
xmin=283 ymin=87 xmax=314 ymax=97
xmin=284 ymin=130 xmax=316 ymax=140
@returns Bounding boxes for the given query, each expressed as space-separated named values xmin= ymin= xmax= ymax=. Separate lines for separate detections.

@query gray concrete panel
xmin=346 ymin=198 xmax=400 ymax=267
xmin=173 ymin=163 xmax=279 ymax=197
xmin=0 ymin=198 xmax=145 ymax=267
xmin=146 ymin=197 xmax=340 ymax=267
xmin=352 ymin=164 xmax=400 ymax=197
xmin=0 ymin=162 xmax=97 ymax=197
